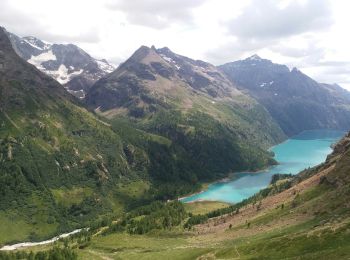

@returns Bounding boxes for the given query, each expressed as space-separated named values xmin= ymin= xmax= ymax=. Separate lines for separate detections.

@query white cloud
xmin=227 ymin=0 xmax=333 ymax=40
xmin=0 ymin=0 xmax=349 ymax=90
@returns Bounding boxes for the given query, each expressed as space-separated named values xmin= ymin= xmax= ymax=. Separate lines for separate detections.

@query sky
xmin=1 ymin=0 xmax=350 ymax=89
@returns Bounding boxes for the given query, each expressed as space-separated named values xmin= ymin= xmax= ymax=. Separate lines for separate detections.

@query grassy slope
xmin=69 ymin=133 xmax=350 ymax=259
xmin=0 ymin=29 xmax=179 ymax=245
xmin=5 ymin=134 xmax=350 ymax=259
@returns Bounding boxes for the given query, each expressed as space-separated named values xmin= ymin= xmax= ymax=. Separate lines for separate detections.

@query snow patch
xmin=23 ymin=39 xmax=43 ymax=50
xmin=67 ymin=89 xmax=86 ymax=99
xmin=260 ymin=83 xmax=267 ymax=87
xmin=46 ymin=65 xmax=83 ymax=84
xmin=159 ymin=54 xmax=181 ymax=70
xmin=269 ymin=81 xmax=274 ymax=85
xmin=28 ymin=50 xmax=57 ymax=68
xmin=96 ymin=59 xmax=115 ymax=73
xmin=23 ymin=37 xmax=51 ymax=51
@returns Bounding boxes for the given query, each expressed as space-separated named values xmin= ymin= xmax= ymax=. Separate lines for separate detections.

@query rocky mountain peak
xmin=86 ymin=45 xmax=247 ymax=114
xmin=126 ymin=45 xmax=154 ymax=63
xmin=291 ymin=67 xmax=301 ymax=73
xmin=6 ymin=28 xmax=116 ymax=99
xmin=22 ymin=36 xmax=50 ymax=50
xmin=247 ymin=54 xmax=262 ymax=61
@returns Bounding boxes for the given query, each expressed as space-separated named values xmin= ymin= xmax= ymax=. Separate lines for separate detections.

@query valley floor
xmin=75 ymin=162 xmax=350 ymax=259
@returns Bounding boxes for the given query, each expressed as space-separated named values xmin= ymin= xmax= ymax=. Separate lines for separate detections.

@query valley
xmin=2 ymin=131 xmax=350 ymax=259
xmin=1 ymin=9 xmax=350 ymax=258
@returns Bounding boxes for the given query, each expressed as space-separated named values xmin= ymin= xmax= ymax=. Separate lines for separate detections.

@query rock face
xmin=219 ymin=55 xmax=350 ymax=136
xmin=6 ymin=30 xmax=115 ymax=98
xmin=86 ymin=45 xmax=244 ymax=113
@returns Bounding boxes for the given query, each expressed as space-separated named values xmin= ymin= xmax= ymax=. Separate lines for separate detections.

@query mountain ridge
xmin=219 ymin=55 xmax=350 ymax=136
xmin=6 ymin=30 xmax=116 ymax=99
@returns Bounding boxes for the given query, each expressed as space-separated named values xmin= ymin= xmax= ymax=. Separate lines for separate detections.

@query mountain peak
xmin=157 ymin=46 xmax=172 ymax=53
xmin=247 ymin=54 xmax=262 ymax=61
xmin=125 ymin=45 xmax=155 ymax=63
xmin=23 ymin=36 xmax=42 ymax=42
xmin=7 ymin=29 xmax=116 ymax=98
xmin=0 ymin=27 xmax=14 ymax=53
xmin=291 ymin=67 xmax=301 ymax=73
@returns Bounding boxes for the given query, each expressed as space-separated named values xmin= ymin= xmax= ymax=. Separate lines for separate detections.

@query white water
xmin=0 ymin=228 xmax=86 ymax=251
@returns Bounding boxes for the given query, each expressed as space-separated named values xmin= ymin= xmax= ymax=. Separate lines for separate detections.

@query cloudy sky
xmin=1 ymin=0 xmax=350 ymax=89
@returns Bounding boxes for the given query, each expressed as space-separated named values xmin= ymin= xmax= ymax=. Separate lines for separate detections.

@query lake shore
xmin=178 ymin=165 xmax=273 ymax=203
xmin=179 ymin=130 xmax=345 ymax=204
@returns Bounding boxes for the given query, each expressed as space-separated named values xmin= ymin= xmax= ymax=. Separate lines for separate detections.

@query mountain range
xmin=8 ymin=30 xmax=350 ymax=138
xmin=1 ymin=26 xmax=350 ymax=258
xmin=0 ymin=27 xmax=283 ymax=244
xmin=219 ymin=55 xmax=350 ymax=136
xmin=7 ymin=31 xmax=115 ymax=98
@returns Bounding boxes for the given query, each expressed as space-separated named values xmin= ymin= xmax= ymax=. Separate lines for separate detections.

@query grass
xmin=77 ymin=232 xmax=196 ymax=260
xmin=217 ymin=219 xmax=350 ymax=259
xmin=51 ymin=187 xmax=94 ymax=207
xmin=0 ymin=213 xmax=32 ymax=245
xmin=184 ymin=201 xmax=230 ymax=215
xmin=116 ymin=180 xmax=150 ymax=200
xmin=0 ymin=211 xmax=58 ymax=246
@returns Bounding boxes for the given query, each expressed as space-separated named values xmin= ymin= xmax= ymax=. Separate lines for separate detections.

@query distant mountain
xmin=6 ymin=31 xmax=115 ymax=98
xmin=219 ymin=55 xmax=350 ymax=136
xmin=86 ymin=45 xmax=286 ymax=187
xmin=86 ymin=45 xmax=243 ymax=112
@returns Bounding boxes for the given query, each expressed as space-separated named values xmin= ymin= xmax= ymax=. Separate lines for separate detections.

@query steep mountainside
xmin=219 ymin=55 xmax=350 ymax=136
xmin=0 ymin=27 xmax=165 ymax=244
xmin=7 ymin=31 xmax=115 ymax=98
xmin=86 ymin=46 xmax=286 ymax=187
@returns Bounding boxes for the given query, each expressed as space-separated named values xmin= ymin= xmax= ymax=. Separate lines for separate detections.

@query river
xmin=0 ymin=228 xmax=86 ymax=251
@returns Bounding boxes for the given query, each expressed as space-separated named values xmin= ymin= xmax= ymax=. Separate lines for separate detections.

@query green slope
xmin=0 ymin=28 xmax=174 ymax=245
xmin=86 ymin=46 xmax=286 ymax=198
xmin=0 ymin=27 xmax=140 ymax=244
xmin=51 ymin=132 xmax=349 ymax=259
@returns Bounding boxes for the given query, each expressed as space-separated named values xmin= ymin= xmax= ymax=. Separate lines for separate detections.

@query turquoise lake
xmin=181 ymin=130 xmax=346 ymax=204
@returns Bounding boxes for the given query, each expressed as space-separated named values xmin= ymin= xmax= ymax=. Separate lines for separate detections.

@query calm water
xmin=181 ymin=130 xmax=345 ymax=204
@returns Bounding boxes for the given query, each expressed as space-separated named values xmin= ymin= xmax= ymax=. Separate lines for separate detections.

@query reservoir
xmin=181 ymin=130 xmax=345 ymax=204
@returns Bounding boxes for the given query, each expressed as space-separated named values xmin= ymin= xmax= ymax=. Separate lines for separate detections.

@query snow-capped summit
xmin=22 ymin=36 xmax=50 ymax=51
xmin=6 ymin=30 xmax=116 ymax=99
